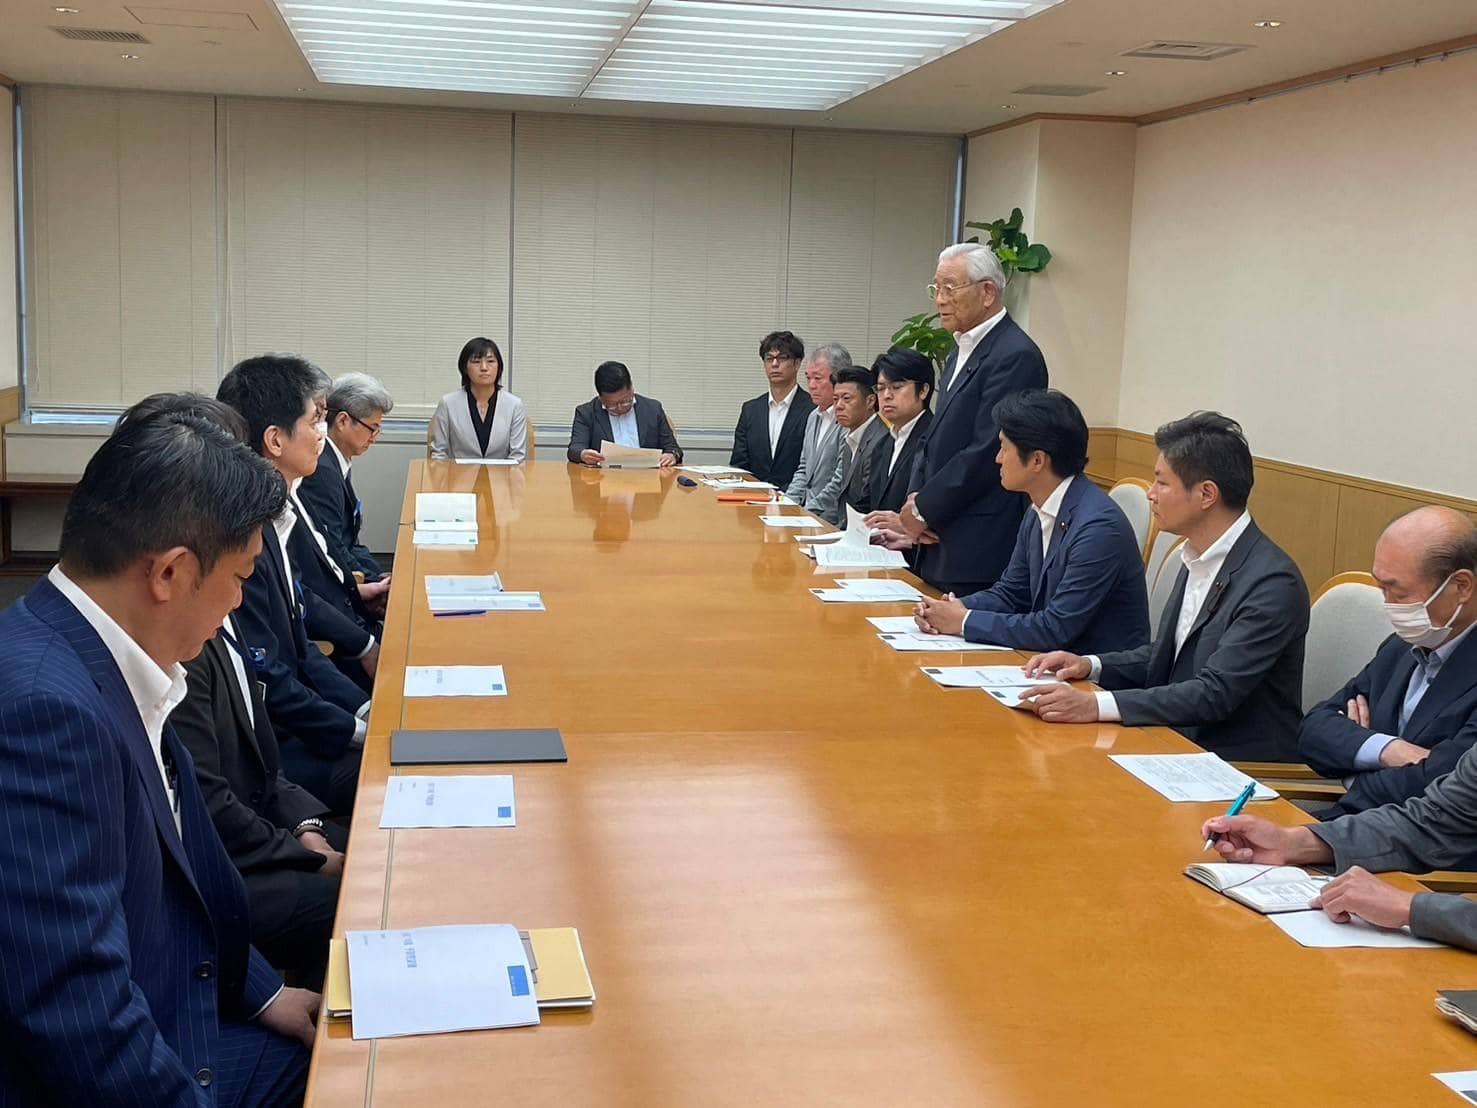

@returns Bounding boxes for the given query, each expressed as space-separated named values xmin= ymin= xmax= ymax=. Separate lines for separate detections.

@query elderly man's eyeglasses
xmin=927 ymin=278 xmax=986 ymax=300
xmin=342 ymin=411 xmax=382 ymax=439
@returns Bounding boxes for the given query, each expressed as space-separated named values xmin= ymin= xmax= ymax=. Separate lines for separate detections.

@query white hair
xmin=804 ymin=342 xmax=852 ymax=373
xmin=329 ymin=372 xmax=395 ymax=419
xmin=938 ymin=242 xmax=1008 ymax=290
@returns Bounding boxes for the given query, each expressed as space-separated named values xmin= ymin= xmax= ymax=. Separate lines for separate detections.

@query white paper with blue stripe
xmin=380 ymin=775 xmax=517 ymax=829
xmin=345 ymin=924 xmax=539 ymax=1039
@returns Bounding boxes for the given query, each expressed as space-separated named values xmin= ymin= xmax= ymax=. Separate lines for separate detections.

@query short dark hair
xmin=217 ymin=354 xmax=324 ymax=456
xmin=116 ymin=392 xmax=249 ymax=444
xmin=758 ymin=331 xmax=804 ymax=362
xmin=457 ymin=337 xmax=505 ymax=392
xmin=594 ymin=361 xmax=632 ymax=395
xmin=872 ymin=346 xmax=935 ymax=404
xmin=1154 ymin=411 xmax=1254 ymax=510
xmin=831 ymin=365 xmax=877 ymax=399
xmin=993 ymin=389 xmax=1088 ymax=478
xmin=60 ymin=409 xmax=285 ymax=578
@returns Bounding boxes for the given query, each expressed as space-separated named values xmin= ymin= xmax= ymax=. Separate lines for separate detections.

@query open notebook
xmin=326 ymin=927 xmax=595 ymax=1018
xmin=1184 ymin=863 xmax=1331 ymax=914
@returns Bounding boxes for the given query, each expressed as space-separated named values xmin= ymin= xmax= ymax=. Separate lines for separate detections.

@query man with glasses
xmin=567 ymin=361 xmax=682 ymax=467
xmin=870 ymin=244 xmax=1049 ymax=595
xmin=730 ymin=330 xmax=815 ymax=489
xmin=300 ymin=373 xmax=394 ymax=586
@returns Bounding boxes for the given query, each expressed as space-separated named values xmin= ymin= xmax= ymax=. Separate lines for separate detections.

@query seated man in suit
xmin=868 ymin=347 xmax=935 ymax=515
xmin=0 ymin=405 xmax=317 ymax=1106
xmin=730 ymin=330 xmax=814 ymax=489
xmin=299 ymin=371 xmax=395 ymax=584
xmin=814 ymin=364 xmax=889 ymax=527
xmin=1203 ymin=740 xmax=1477 ymax=951
xmin=219 ymin=355 xmax=371 ymax=816
xmin=1300 ymin=507 xmax=1477 ymax=818
xmin=1020 ymin=411 xmax=1308 ymax=762
xmin=912 ymin=389 xmax=1150 ymax=655
xmin=784 ymin=343 xmax=849 ymax=508
xmin=567 ymin=360 xmax=682 ymax=467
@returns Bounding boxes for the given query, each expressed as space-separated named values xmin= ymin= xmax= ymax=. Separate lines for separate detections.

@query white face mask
xmin=1385 ymin=573 xmax=1463 ymax=649
xmin=314 ymin=420 xmax=328 ymax=456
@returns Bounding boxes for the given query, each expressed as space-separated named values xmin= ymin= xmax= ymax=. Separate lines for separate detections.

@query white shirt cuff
xmin=250 ymin=983 xmax=285 ymax=1022
xmin=1355 ymin=733 xmax=1397 ymax=771
xmin=351 ymin=636 xmax=377 ymax=661
xmin=1095 ymin=691 xmax=1121 ymax=722
xmin=1087 ymin=655 xmax=1103 ymax=681
xmin=352 ymin=713 xmax=368 ymax=745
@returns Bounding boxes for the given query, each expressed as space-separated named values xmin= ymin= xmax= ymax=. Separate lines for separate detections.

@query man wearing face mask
xmin=1299 ymin=507 xmax=1477 ymax=818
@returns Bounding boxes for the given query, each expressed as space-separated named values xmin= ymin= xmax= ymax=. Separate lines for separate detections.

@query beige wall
xmin=1119 ymin=52 xmax=1477 ymax=498
xmin=963 ymin=121 xmax=1039 ymax=328
xmin=0 ymin=85 xmax=17 ymax=391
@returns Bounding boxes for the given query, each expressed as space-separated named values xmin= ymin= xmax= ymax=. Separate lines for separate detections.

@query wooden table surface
xmin=310 ymin=460 xmax=1477 ymax=1107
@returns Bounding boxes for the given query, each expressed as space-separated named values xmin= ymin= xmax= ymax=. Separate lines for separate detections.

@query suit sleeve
xmin=568 ymin=402 xmax=595 ymax=464
xmin=0 ymin=693 xmax=206 ymax=1107
xmin=170 ymin=657 xmax=327 ymax=877
xmin=429 ymin=399 xmax=451 ymax=460
xmin=300 ymin=584 xmax=372 ymax=657
xmin=911 ymin=347 xmax=1047 ymax=529
xmin=809 ymin=445 xmax=847 ymax=527
xmin=235 ymin=572 xmax=358 ymax=758
xmin=1341 ymin=713 xmax=1477 ymax=811
xmin=961 ymin=515 xmax=1034 ymax=618
xmin=507 ymin=398 xmax=528 ymax=463
xmin=656 ymin=403 xmax=682 ymax=462
xmin=784 ymin=429 xmax=812 ymax=501
xmin=730 ymin=403 xmax=751 ymax=471
xmin=1297 ymin=658 xmax=1381 ymax=775
xmin=1107 ymin=567 xmax=1307 ymax=729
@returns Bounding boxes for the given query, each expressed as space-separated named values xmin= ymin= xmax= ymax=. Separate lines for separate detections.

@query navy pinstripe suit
xmin=0 ymin=580 xmax=305 ymax=1106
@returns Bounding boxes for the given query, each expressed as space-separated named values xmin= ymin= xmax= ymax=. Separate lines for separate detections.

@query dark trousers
xmin=246 ymin=821 xmax=347 ymax=991
xmin=214 ymin=1019 xmax=310 ymax=1108
xmin=278 ymin=740 xmax=362 ymax=820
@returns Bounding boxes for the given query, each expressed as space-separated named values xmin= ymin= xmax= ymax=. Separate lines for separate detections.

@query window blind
xmin=0 ymin=86 xmax=18 ymax=391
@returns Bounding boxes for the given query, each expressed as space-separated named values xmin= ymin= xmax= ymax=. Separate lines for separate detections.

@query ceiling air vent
xmin=51 ymin=27 xmax=152 ymax=43
xmin=1011 ymin=83 xmax=1106 ymax=97
xmin=1121 ymin=41 xmax=1249 ymax=62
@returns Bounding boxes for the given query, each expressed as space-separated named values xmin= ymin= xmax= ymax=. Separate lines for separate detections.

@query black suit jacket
xmin=234 ymin=522 xmax=366 ymax=760
xmin=1097 ymin=520 xmax=1308 ymax=761
xmin=729 ymin=388 xmax=814 ymax=488
xmin=298 ymin=450 xmax=382 ymax=580
xmin=288 ymin=493 xmax=379 ymax=651
xmin=1301 ymin=631 xmax=1477 ymax=815
xmin=170 ymin=635 xmax=330 ymax=935
xmin=909 ymin=314 xmax=1048 ymax=592
xmin=871 ymin=409 xmax=933 ymax=514
xmin=566 ymin=394 xmax=683 ymax=463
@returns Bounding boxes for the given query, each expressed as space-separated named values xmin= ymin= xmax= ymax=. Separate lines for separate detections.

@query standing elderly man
xmin=1300 ymin=507 xmax=1477 ymax=818
xmin=299 ymin=372 xmax=394 ymax=585
xmin=730 ymin=330 xmax=814 ymax=489
xmin=867 ymin=243 xmax=1048 ymax=594
xmin=784 ymin=343 xmax=851 ymax=508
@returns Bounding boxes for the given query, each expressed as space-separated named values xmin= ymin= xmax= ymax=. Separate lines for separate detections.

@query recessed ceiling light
xmin=120 ymin=53 xmax=140 ymax=60
xmin=271 ymin=0 xmax=1070 ymax=112
xmin=1253 ymin=20 xmax=1283 ymax=28
xmin=1104 ymin=69 xmax=1126 ymax=76
xmin=999 ymin=103 xmax=1016 ymax=109
xmin=53 ymin=6 xmax=80 ymax=12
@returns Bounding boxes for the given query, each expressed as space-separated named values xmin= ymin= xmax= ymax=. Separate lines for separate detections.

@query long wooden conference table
xmin=307 ymin=460 xmax=1476 ymax=1106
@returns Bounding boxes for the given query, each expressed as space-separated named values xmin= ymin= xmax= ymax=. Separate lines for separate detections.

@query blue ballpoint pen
xmin=1203 ymin=779 xmax=1258 ymax=852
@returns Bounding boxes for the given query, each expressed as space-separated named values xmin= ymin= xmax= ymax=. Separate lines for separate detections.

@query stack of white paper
xmin=404 ymin=665 xmax=507 ymax=698
xmin=678 ymin=464 xmax=749 ymax=475
xmin=1108 ymin=753 xmax=1278 ymax=803
xmin=920 ymin=665 xmax=1061 ymax=690
xmin=835 ymin=578 xmax=921 ymax=600
xmin=760 ymin=515 xmax=826 ymax=528
xmin=878 ymin=632 xmax=1009 ymax=653
xmin=345 ymin=924 xmax=539 ymax=1039
xmin=705 ymin=478 xmax=776 ymax=491
xmin=379 ymin=775 xmax=517 ymax=829
xmin=454 ymin=458 xmax=520 ymax=467
xmin=814 ymin=543 xmax=907 ymax=569
xmin=426 ymin=574 xmax=502 ymax=609
xmin=413 ymin=531 xmax=478 ymax=547
xmin=414 ymin=493 xmax=480 ymax=546
xmin=1269 ymin=911 xmax=1444 ymax=949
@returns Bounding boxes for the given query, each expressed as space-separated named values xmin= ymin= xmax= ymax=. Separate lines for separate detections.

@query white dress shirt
xmin=845 ymin=413 xmax=879 ymax=460
xmin=767 ymin=385 xmax=799 ymax=455
xmin=48 ymin=565 xmax=187 ymax=837
xmin=290 ymin=489 xmax=347 ymax=586
xmin=1355 ymin=621 xmax=1477 ymax=769
xmin=1090 ymin=511 xmax=1254 ymax=722
xmin=326 ymin=435 xmax=352 ymax=479
xmin=888 ymin=412 xmax=926 ymax=476
xmin=946 ymin=308 xmax=1008 ymax=393
xmin=222 ymin=615 xmax=256 ymax=728
xmin=607 ymin=400 xmax=640 ymax=449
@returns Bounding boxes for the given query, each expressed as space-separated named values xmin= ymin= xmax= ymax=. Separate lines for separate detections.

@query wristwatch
xmin=293 ymin=818 xmax=326 ymax=838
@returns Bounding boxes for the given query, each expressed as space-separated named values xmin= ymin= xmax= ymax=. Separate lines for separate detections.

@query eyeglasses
xmin=343 ymin=411 xmax=383 ymax=440
xmin=602 ymin=397 xmax=636 ymax=416
xmin=927 ymin=278 xmax=986 ymax=300
xmin=875 ymin=382 xmax=916 ymax=396
xmin=762 ymin=353 xmax=797 ymax=366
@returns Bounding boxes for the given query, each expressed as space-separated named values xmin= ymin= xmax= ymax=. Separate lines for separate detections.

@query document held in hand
xmin=599 ymin=439 xmax=662 ymax=469
xmin=345 ymin=924 xmax=540 ymax=1039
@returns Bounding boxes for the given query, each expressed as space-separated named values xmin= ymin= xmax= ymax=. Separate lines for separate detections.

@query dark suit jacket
xmin=234 ymin=521 xmax=366 ymax=760
xmin=170 ymin=635 xmax=331 ymax=936
xmin=821 ymin=416 xmax=892 ymax=527
xmin=0 ymin=581 xmax=282 ymax=1107
xmin=908 ymin=314 xmax=1048 ymax=593
xmin=871 ymin=409 xmax=933 ymax=514
xmin=567 ymin=394 xmax=683 ymax=463
xmin=288 ymin=493 xmax=379 ymax=652
xmin=1300 ymin=631 xmax=1477 ymax=816
xmin=729 ymin=387 xmax=814 ymax=489
xmin=959 ymin=476 xmax=1150 ymax=656
xmin=298 ymin=449 xmax=382 ymax=579
xmin=1097 ymin=520 xmax=1309 ymax=761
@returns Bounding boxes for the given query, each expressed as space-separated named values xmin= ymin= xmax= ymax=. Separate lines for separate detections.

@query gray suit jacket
xmin=1097 ymin=519 xmax=1308 ymax=761
xmin=429 ymin=388 xmax=528 ymax=461
xmin=1312 ymin=744 xmax=1477 ymax=949
xmin=785 ymin=408 xmax=844 ymax=506
xmin=815 ymin=416 xmax=890 ymax=528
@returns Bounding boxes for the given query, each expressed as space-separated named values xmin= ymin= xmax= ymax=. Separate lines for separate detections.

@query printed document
xmin=599 ymin=440 xmax=662 ymax=469
xmin=414 ymin=493 xmax=478 ymax=531
xmin=379 ymin=775 xmax=516 ymax=829
xmin=405 ymin=665 xmax=507 ymax=698
xmin=1108 ymin=753 xmax=1277 ymax=803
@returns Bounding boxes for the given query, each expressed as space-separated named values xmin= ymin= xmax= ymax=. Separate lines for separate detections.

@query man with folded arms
xmin=1300 ymin=507 xmax=1477 ymax=818
xmin=1204 ymin=741 xmax=1477 ymax=949
xmin=913 ymin=389 xmax=1149 ymax=655
xmin=1020 ymin=411 xmax=1308 ymax=762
